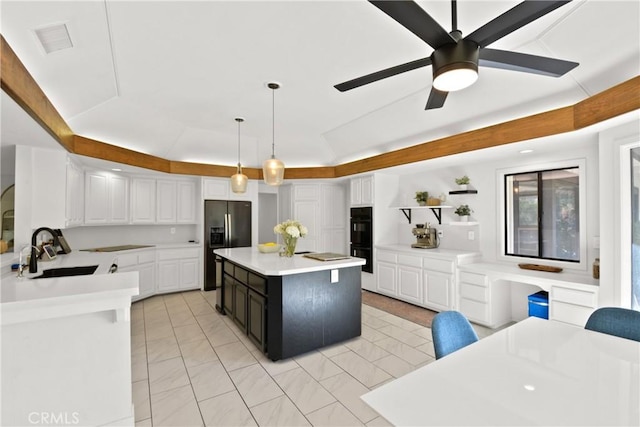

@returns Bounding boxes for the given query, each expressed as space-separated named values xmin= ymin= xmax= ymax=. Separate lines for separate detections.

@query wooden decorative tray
xmin=518 ymin=263 xmax=563 ymax=273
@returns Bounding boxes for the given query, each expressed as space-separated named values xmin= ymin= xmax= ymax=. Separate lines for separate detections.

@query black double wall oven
xmin=350 ymin=207 xmax=373 ymax=273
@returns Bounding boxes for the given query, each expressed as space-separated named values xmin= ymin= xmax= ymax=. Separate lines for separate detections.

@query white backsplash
xmin=63 ymin=225 xmax=197 ymax=250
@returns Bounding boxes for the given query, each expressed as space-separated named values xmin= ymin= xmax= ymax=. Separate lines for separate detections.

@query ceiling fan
xmin=334 ymin=0 xmax=579 ymax=109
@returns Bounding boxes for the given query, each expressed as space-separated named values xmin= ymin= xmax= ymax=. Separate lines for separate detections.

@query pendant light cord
xmin=237 ymin=119 xmax=241 ymax=167
xmin=271 ymin=86 xmax=276 ymax=158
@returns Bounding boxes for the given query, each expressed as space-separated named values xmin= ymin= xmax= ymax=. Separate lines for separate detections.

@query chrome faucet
xmin=17 ymin=244 xmax=38 ymax=278
xmin=29 ymin=227 xmax=60 ymax=273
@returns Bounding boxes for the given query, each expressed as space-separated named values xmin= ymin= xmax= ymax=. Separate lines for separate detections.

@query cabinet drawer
xmin=460 ymin=298 xmax=489 ymax=323
xmin=117 ymin=253 xmax=138 ymax=268
xmin=551 ymin=300 xmax=595 ymax=327
xmin=377 ymin=251 xmax=397 ymax=263
xmin=398 ymin=254 xmax=422 ymax=268
xmin=157 ymin=248 xmax=199 ymax=261
xmin=459 ymin=271 xmax=487 ymax=287
xmin=248 ymin=272 xmax=267 ymax=295
xmin=460 ymin=283 xmax=488 ymax=303
xmin=138 ymin=250 xmax=156 ymax=264
xmin=235 ymin=267 xmax=249 ymax=285
xmin=422 ymin=258 xmax=454 ymax=273
xmin=224 ymin=262 xmax=234 ymax=276
xmin=551 ymin=286 xmax=597 ymax=308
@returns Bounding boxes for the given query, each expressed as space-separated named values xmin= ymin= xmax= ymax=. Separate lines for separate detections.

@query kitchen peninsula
xmin=214 ymin=247 xmax=365 ymax=360
xmin=1 ymin=251 xmax=139 ymax=426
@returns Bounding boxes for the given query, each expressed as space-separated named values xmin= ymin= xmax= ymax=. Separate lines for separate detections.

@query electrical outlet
xmin=170 ymin=227 xmax=176 ymax=234
xmin=468 ymin=231 xmax=475 ymax=240
xmin=438 ymin=230 xmax=444 ymax=238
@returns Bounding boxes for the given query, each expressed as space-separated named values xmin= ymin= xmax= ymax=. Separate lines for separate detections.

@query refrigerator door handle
xmin=224 ymin=214 xmax=229 ymax=247
xmin=227 ymin=213 xmax=232 ymax=245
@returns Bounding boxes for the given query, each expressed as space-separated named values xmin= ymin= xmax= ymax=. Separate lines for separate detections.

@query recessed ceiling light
xmin=34 ymin=23 xmax=73 ymax=54
xmin=519 ymin=149 xmax=534 ymax=154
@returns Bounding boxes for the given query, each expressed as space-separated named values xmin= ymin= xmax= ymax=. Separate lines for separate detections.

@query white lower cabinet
xmin=157 ymin=248 xmax=200 ymax=292
xmin=458 ymin=270 xmax=511 ymax=328
xmin=550 ymin=285 xmax=598 ymax=326
xmin=375 ymin=249 xmax=458 ymax=312
xmin=117 ymin=250 xmax=157 ymax=301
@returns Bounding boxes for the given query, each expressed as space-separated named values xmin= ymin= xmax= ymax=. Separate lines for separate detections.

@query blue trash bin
xmin=528 ymin=291 xmax=549 ymax=319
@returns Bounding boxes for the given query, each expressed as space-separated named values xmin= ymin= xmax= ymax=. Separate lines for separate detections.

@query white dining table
xmin=362 ymin=317 xmax=640 ymax=426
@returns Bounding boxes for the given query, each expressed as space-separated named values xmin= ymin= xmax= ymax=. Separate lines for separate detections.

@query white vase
xmin=460 ymin=215 xmax=469 ymax=222
xmin=459 ymin=184 xmax=468 ymax=191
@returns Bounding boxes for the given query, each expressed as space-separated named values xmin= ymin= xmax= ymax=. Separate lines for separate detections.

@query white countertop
xmin=375 ymin=244 xmax=481 ymax=261
xmin=363 ymin=317 xmax=640 ymax=426
xmin=213 ymin=247 xmax=365 ymax=276
xmin=1 ymin=251 xmax=139 ymax=326
xmin=459 ymin=261 xmax=599 ymax=290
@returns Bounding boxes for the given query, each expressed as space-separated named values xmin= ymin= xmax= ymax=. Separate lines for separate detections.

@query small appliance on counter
xmin=411 ymin=223 xmax=439 ymax=249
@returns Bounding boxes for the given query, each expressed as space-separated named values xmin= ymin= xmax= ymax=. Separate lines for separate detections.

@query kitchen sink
xmin=31 ymin=265 xmax=99 ymax=279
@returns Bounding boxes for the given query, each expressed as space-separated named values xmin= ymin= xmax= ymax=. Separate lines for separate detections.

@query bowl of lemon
xmin=258 ymin=242 xmax=281 ymax=253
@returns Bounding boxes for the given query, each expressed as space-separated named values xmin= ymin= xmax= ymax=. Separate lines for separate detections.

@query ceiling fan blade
xmin=334 ymin=57 xmax=432 ymax=92
xmin=369 ymin=1 xmax=456 ymax=49
xmin=480 ymin=48 xmax=578 ymax=77
xmin=465 ymin=1 xmax=571 ymax=48
xmin=426 ymin=88 xmax=448 ymax=110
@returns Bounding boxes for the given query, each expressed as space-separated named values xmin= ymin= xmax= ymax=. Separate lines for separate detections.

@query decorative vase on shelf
xmin=460 ymin=215 xmax=469 ymax=222
xmin=459 ymin=184 xmax=468 ymax=191
xmin=281 ymin=236 xmax=298 ymax=257
xmin=418 ymin=201 xmax=427 ymax=206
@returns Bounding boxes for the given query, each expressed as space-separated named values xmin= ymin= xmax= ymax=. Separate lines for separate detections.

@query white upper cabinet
xmin=176 ymin=181 xmax=196 ymax=223
xmin=131 ymin=178 xmax=156 ymax=224
xmin=65 ymin=157 xmax=84 ymax=228
xmin=156 ymin=179 xmax=177 ymax=223
xmin=203 ymin=177 xmax=257 ymax=201
xmin=85 ymin=171 xmax=130 ymax=225
xmin=350 ymin=175 xmax=373 ymax=206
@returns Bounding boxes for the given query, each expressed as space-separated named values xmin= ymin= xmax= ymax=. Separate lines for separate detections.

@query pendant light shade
xmin=231 ymin=117 xmax=248 ymax=194
xmin=263 ymin=82 xmax=285 ymax=186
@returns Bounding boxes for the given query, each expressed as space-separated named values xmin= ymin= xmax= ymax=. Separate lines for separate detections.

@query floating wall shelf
xmin=394 ymin=206 xmax=453 ymax=224
xmin=448 ymin=189 xmax=478 ymax=195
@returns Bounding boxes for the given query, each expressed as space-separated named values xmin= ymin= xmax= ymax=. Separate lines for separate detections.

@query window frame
xmin=497 ymin=158 xmax=588 ymax=272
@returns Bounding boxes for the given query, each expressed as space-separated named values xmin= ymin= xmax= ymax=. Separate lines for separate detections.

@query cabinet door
xmin=65 ymin=160 xmax=84 ymax=227
xmin=138 ymin=262 xmax=156 ymax=298
xmin=376 ymin=262 xmax=397 ymax=297
xmin=109 ymin=175 xmax=129 ymax=223
xmin=131 ymin=178 xmax=156 ymax=223
xmin=424 ymin=270 xmax=453 ymax=311
xmin=85 ymin=172 xmax=109 ymax=224
xmin=294 ymin=201 xmax=319 ymax=252
xmin=233 ymin=281 xmax=248 ymax=332
xmin=223 ymin=273 xmax=234 ymax=315
xmin=350 ymin=178 xmax=362 ymax=206
xmin=398 ymin=265 xmax=422 ymax=305
xmin=203 ymin=178 xmax=229 ymax=199
xmin=180 ymin=258 xmax=199 ymax=289
xmin=361 ymin=176 xmax=374 ymax=205
xmin=247 ymin=290 xmax=266 ymax=352
xmin=157 ymin=180 xmax=177 ymax=223
xmin=157 ymin=260 xmax=180 ymax=291
xmin=177 ymin=181 xmax=196 ymax=223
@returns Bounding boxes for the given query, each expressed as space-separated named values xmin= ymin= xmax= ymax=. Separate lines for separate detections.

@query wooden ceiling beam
xmin=2 ymin=36 xmax=638 ymax=179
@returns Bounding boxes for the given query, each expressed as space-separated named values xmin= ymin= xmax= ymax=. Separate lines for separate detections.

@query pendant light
xmin=262 ymin=82 xmax=285 ymax=186
xmin=230 ymin=117 xmax=248 ymax=194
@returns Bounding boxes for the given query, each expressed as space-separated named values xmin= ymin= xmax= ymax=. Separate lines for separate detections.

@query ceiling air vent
xmin=34 ymin=23 xmax=73 ymax=54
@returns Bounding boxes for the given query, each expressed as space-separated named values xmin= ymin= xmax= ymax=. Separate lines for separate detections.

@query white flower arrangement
xmin=274 ymin=219 xmax=308 ymax=239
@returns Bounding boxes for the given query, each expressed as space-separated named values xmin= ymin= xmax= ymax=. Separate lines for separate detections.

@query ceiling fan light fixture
xmin=263 ymin=82 xmax=285 ymax=186
xmin=431 ymin=40 xmax=479 ymax=92
xmin=231 ymin=117 xmax=248 ymax=194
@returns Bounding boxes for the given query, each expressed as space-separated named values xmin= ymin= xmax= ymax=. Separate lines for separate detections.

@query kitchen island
xmin=0 ymin=251 xmax=139 ymax=426
xmin=214 ymin=247 xmax=366 ymax=360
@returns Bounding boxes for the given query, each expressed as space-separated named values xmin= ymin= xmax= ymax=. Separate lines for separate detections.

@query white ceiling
xmin=1 ymin=0 xmax=639 ymax=169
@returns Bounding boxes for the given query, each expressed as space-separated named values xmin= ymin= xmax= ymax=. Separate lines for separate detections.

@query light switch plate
xmin=331 ymin=269 xmax=339 ymax=283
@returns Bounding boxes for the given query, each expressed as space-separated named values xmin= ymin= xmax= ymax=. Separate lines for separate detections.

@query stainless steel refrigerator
xmin=204 ymin=200 xmax=252 ymax=292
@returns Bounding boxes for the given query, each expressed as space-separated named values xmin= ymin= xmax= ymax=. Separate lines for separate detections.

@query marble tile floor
xmin=131 ymin=290 xmax=496 ymax=427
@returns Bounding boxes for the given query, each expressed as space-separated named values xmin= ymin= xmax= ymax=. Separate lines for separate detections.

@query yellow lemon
xmin=264 ymin=242 xmax=276 ymax=246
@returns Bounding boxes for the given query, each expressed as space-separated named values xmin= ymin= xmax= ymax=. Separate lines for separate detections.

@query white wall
xmin=62 ymin=224 xmax=197 ymax=250
xmin=598 ymin=117 xmax=640 ymax=306
xmin=395 ymin=132 xmax=601 ymax=272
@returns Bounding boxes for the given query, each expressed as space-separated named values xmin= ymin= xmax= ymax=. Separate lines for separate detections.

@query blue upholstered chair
xmin=432 ymin=311 xmax=479 ymax=360
xmin=584 ymin=307 xmax=640 ymax=342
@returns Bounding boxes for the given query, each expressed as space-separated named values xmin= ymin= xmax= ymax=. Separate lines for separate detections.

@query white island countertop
xmin=1 ymin=251 xmax=139 ymax=326
xmin=214 ymin=247 xmax=365 ymax=276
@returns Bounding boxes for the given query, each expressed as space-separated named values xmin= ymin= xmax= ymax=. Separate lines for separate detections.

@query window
xmin=505 ymin=167 xmax=580 ymax=262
